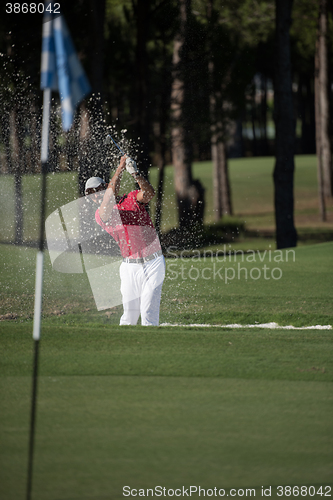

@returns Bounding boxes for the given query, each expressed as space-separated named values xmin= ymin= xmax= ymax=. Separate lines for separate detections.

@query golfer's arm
xmin=99 ymin=165 xmax=124 ymax=222
xmin=109 ymin=164 xmax=124 ymax=197
xmin=134 ymin=173 xmax=155 ymax=204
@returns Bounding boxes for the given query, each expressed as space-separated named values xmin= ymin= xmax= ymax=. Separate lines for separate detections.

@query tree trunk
xmin=154 ymin=27 xmax=172 ymax=234
xmin=298 ymin=73 xmax=316 ymax=155
xmin=134 ymin=0 xmax=151 ymax=173
xmin=315 ymin=36 xmax=327 ymax=220
xmin=210 ymin=110 xmax=233 ymax=219
xmin=154 ymin=42 xmax=170 ymax=236
xmin=273 ymin=0 xmax=297 ymax=249
xmin=315 ymin=0 xmax=332 ymax=201
xmin=208 ymin=0 xmax=233 ymax=219
xmin=208 ymin=52 xmax=233 ymax=219
xmin=251 ymin=81 xmax=258 ymax=156
xmin=261 ymin=74 xmax=269 ymax=156
xmin=170 ymin=0 xmax=205 ymax=229
xmin=88 ymin=0 xmax=106 ymax=178
xmin=211 ymin=137 xmax=232 ymax=219
xmin=89 ymin=0 xmax=106 ymax=99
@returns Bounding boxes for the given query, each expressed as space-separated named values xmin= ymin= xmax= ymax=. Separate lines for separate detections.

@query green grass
xmin=0 ymin=325 xmax=332 ymax=500
xmin=1 ymin=325 xmax=332 ymax=381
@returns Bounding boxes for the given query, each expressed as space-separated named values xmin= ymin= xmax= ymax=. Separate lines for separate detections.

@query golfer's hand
xmin=119 ymin=155 xmax=127 ymax=171
xmin=126 ymin=158 xmax=138 ymax=175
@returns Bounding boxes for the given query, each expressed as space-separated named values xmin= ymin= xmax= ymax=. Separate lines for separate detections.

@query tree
xmin=210 ymin=112 xmax=233 ymax=219
xmin=89 ymin=0 xmax=106 ymax=99
xmin=315 ymin=0 xmax=332 ymax=218
xmin=170 ymin=0 xmax=205 ymax=229
xmin=207 ymin=0 xmax=232 ymax=220
xmin=291 ymin=0 xmax=318 ymax=156
xmin=154 ymin=39 xmax=173 ymax=235
xmin=133 ymin=0 xmax=151 ymax=171
xmin=273 ymin=0 xmax=297 ymax=249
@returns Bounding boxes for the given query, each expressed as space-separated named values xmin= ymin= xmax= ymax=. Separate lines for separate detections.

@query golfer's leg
xmin=140 ymin=281 xmax=163 ymax=326
xmin=140 ymin=256 xmax=165 ymax=326
xmin=120 ymin=298 xmax=141 ymax=325
xmin=119 ymin=263 xmax=140 ymax=325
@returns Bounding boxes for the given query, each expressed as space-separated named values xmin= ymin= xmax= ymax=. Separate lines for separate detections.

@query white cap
xmin=85 ymin=177 xmax=105 ymax=194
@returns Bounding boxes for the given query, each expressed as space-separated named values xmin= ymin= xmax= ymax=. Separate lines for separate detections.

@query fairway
xmin=0 ymin=326 xmax=332 ymax=500
xmin=0 ymin=240 xmax=332 ymax=499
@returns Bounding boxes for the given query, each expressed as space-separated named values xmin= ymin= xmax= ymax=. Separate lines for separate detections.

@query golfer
xmin=85 ymin=155 xmax=165 ymax=326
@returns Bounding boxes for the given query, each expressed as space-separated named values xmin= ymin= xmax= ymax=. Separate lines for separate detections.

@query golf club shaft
xmin=107 ymin=135 xmax=126 ymax=156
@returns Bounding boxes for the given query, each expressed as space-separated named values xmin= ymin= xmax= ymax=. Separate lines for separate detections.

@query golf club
xmin=104 ymin=134 xmax=128 ymax=157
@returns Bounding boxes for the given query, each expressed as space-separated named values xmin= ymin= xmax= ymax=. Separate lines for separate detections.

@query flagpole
xmin=27 ymin=86 xmax=51 ymax=500
xmin=27 ymin=1 xmax=91 ymax=494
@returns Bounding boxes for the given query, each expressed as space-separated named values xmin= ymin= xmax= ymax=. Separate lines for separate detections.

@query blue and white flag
xmin=40 ymin=1 xmax=91 ymax=131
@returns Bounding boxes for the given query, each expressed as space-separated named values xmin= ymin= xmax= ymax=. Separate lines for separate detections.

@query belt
xmin=122 ymin=250 xmax=162 ymax=264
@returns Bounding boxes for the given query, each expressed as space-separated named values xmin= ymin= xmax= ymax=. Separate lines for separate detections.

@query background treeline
xmin=0 ymin=0 xmax=332 ymax=245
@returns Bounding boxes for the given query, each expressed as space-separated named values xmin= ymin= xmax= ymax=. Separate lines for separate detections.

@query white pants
xmin=119 ymin=255 xmax=165 ymax=326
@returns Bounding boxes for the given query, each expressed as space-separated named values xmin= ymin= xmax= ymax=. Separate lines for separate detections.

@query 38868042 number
xmin=277 ymin=486 xmax=332 ymax=497
xmin=6 ymin=3 xmax=60 ymax=14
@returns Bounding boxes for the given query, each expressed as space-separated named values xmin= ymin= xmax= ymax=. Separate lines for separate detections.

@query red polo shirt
xmin=95 ymin=190 xmax=161 ymax=259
